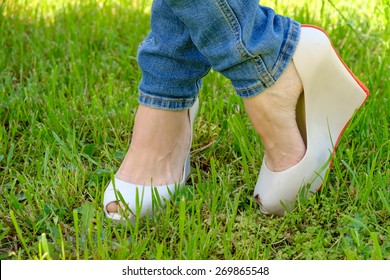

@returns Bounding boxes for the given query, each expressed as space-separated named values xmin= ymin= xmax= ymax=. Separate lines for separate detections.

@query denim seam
xmin=252 ymin=56 xmax=276 ymax=85
xmin=271 ymin=21 xmax=294 ymax=76
xmin=138 ymin=37 xmax=154 ymax=51
xmin=215 ymin=0 xmax=254 ymax=60
xmin=215 ymin=0 xmax=276 ymax=91
xmin=236 ymin=20 xmax=299 ymax=96
xmin=138 ymin=90 xmax=196 ymax=110
xmin=236 ymin=84 xmax=267 ymax=97
xmin=138 ymin=91 xmax=196 ymax=103
xmin=250 ymin=21 xmax=298 ymax=88
xmin=235 ymin=78 xmax=267 ymax=94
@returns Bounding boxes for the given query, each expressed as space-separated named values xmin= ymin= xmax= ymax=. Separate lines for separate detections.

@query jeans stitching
xmin=138 ymin=37 xmax=154 ymax=51
xmin=215 ymin=0 xmax=254 ymax=60
xmin=271 ymin=21 xmax=294 ymax=76
xmin=235 ymin=78 xmax=267 ymax=93
xmin=236 ymin=21 xmax=300 ymax=97
xmin=139 ymin=91 xmax=196 ymax=103
xmin=138 ymin=92 xmax=196 ymax=110
xmin=215 ymin=0 xmax=276 ymax=89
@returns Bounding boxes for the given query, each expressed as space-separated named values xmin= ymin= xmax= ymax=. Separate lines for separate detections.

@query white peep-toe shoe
xmin=253 ymin=25 xmax=369 ymax=216
xmin=103 ymin=99 xmax=199 ymax=223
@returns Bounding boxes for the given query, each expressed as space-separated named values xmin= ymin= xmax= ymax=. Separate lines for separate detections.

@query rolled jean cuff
xmin=138 ymin=91 xmax=197 ymax=111
xmin=234 ymin=20 xmax=301 ymax=98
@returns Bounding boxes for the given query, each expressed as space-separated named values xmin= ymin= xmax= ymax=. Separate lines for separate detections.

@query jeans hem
xmin=138 ymin=91 xmax=197 ymax=110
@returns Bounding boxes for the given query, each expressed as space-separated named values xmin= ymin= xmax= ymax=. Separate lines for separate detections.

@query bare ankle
xmin=244 ymin=62 xmax=305 ymax=172
xmin=115 ymin=106 xmax=191 ymax=186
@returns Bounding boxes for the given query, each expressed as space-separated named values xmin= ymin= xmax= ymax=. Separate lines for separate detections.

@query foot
xmin=105 ymin=105 xmax=190 ymax=213
xmin=243 ymin=62 xmax=306 ymax=171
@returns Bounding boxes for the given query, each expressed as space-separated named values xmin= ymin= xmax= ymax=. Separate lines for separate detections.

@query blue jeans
xmin=138 ymin=0 xmax=301 ymax=110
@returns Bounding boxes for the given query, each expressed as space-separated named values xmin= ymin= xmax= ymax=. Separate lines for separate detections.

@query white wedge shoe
xmin=103 ymin=99 xmax=199 ymax=223
xmin=253 ymin=25 xmax=369 ymax=216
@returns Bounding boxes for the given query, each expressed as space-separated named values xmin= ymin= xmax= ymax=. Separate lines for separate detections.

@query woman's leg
xmin=163 ymin=0 xmax=369 ymax=217
xmin=105 ymin=0 xmax=211 ymax=214
xmin=163 ymin=0 xmax=305 ymax=171
xmin=243 ymin=63 xmax=305 ymax=171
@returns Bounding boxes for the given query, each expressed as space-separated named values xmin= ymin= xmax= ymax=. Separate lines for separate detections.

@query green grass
xmin=0 ymin=0 xmax=389 ymax=260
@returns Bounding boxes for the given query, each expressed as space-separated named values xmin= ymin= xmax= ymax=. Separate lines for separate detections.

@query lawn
xmin=0 ymin=0 xmax=389 ymax=260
